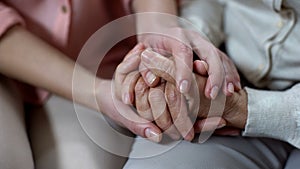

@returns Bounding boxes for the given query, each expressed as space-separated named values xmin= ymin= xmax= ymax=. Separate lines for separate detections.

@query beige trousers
xmin=0 ymin=75 xmax=131 ymax=169
xmin=0 ymin=75 xmax=298 ymax=169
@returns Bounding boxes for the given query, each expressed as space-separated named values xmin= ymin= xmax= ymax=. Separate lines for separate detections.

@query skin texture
xmin=0 ymin=27 xmax=163 ymax=143
xmin=141 ymin=50 xmax=248 ymax=129
xmin=131 ymin=0 xmax=241 ymax=100
xmin=139 ymin=60 xmax=248 ymax=131
xmin=115 ymin=47 xmax=248 ymax=141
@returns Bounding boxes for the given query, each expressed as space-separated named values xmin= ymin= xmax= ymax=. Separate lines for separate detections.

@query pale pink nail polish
xmin=228 ymin=83 xmax=234 ymax=94
xmin=180 ymin=80 xmax=189 ymax=93
xmin=210 ymin=86 xmax=219 ymax=99
xmin=145 ymin=128 xmax=161 ymax=143
xmin=146 ymin=72 xmax=156 ymax=85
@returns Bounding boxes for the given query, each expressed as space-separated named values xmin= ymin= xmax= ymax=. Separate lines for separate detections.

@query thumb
xmin=193 ymin=60 xmax=208 ymax=76
xmin=141 ymin=49 xmax=176 ymax=84
xmin=113 ymin=98 xmax=162 ymax=143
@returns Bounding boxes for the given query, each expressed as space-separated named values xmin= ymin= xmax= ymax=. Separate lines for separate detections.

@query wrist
xmin=224 ymin=89 xmax=248 ymax=129
xmin=132 ymin=0 xmax=179 ymax=34
xmin=94 ymin=79 xmax=110 ymax=112
xmin=136 ymin=14 xmax=179 ymax=35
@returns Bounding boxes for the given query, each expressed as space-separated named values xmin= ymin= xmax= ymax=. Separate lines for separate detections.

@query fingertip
xmin=204 ymin=87 xmax=212 ymax=99
xmin=184 ymin=130 xmax=195 ymax=142
xmin=209 ymin=86 xmax=219 ymax=100
xmin=145 ymin=71 xmax=160 ymax=87
xmin=193 ymin=60 xmax=209 ymax=76
xmin=145 ymin=127 xmax=162 ymax=143
xmin=141 ymin=48 xmax=154 ymax=64
xmin=122 ymin=93 xmax=132 ymax=105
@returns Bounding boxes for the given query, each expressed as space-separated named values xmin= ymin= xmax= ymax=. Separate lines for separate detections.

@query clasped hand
xmin=114 ymin=43 xmax=247 ymax=142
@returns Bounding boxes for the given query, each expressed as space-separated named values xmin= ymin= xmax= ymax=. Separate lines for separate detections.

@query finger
xmin=141 ymin=50 xmax=199 ymax=127
xmin=214 ymin=127 xmax=241 ymax=136
xmin=117 ymin=104 xmax=162 ymax=142
xmin=123 ymin=43 xmax=145 ymax=61
xmin=165 ymin=82 xmax=194 ymax=141
xmin=148 ymin=83 xmax=181 ymax=140
xmin=141 ymin=49 xmax=176 ymax=84
xmin=219 ymin=52 xmax=241 ymax=96
xmin=115 ymin=45 xmax=144 ymax=100
xmin=139 ymin=63 xmax=160 ymax=87
xmin=109 ymin=92 xmax=162 ymax=142
xmin=135 ymin=77 xmax=153 ymax=121
xmin=121 ymin=71 xmax=140 ymax=104
xmin=171 ymin=38 xmax=193 ymax=94
xmin=184 ymin=74 xmax=200 ymax=123
xmin=188 ymin=32 xmax=225 ymax=99
xmin=194 ymin=117 xmax=226 ymax=133
xmin=193 ymin=60 xmax=208 ymax=76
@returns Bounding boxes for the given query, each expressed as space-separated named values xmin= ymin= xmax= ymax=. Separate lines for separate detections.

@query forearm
xmin=132 ymin=0 xmax=178 ymax=33
xmin=0 ymin=26 xmax=100 ymax=110
xmin=132 ymin=0 xmax=177 ymax=14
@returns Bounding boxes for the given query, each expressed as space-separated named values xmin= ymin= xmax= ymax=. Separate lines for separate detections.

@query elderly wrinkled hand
xmin=115 ymin=44 xmax=195 ymax=141
xmin=138 ymin=50 xmax=248 ymax=132
xmin=139 ymin=28 xmax=241 ymax=99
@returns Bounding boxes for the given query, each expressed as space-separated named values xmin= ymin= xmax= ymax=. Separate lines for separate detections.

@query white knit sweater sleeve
xmin=243 ymin=84 xmax=300 ymax=148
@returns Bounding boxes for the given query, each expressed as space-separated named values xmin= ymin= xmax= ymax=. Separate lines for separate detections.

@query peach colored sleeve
xmin=0 ymin=2 xmax=25 ymax=38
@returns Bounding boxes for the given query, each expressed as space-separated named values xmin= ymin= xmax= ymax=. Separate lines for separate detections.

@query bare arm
xmin=0 ymin=26 xmax=99 ymax=110
xmin=132 ymin=0 xmax=178 ymax=28
xmin=0 ymin=29 xmax=162 ymax=142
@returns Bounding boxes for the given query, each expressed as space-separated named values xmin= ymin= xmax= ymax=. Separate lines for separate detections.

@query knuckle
xmin=115 ymin=63 xmax=122 ymax=72
xmin=177 ymin=44 xmax=192 ymax=56
xmin=174 ymin=118 xmax=191 ymax=133
xmin=149 ymin=89 xmax=164 ymax=103
xmin=138 ymin=110 xmax=153 ymax=122
xmin=225 ymin=73 xmax=234 ymax=81
xmin=116 ymin=64 xmax=122 ymax=72
xmin=166 ymin=88 xmax=178 ymax=103
xmin=116 ymin=63 xmax=127 ymax=75
xmin=135 ymin=81 xmax=147 ymax=95
xmin=157 ymin=118 xmax=173 ymax=131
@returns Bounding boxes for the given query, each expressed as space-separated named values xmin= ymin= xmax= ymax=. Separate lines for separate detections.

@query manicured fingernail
xmin=145 ymin=128 xmax=161 ymax=142
xmin=146 ymin=72 xmax=156 ymax=85
xmin=228 ymin=83 xmax=234 ymax=94
xmin=141 ymin=49 xmax=153 ymax=64
xmin=217 ymin=123 xmax=226 ymax=129
xmin=122 ymin=93 xmax=131 ymax=104
xmin=180 ymin=80 xmax=189 ymax=93
xmin=210 ymin=86 xmax=219 ymax=99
